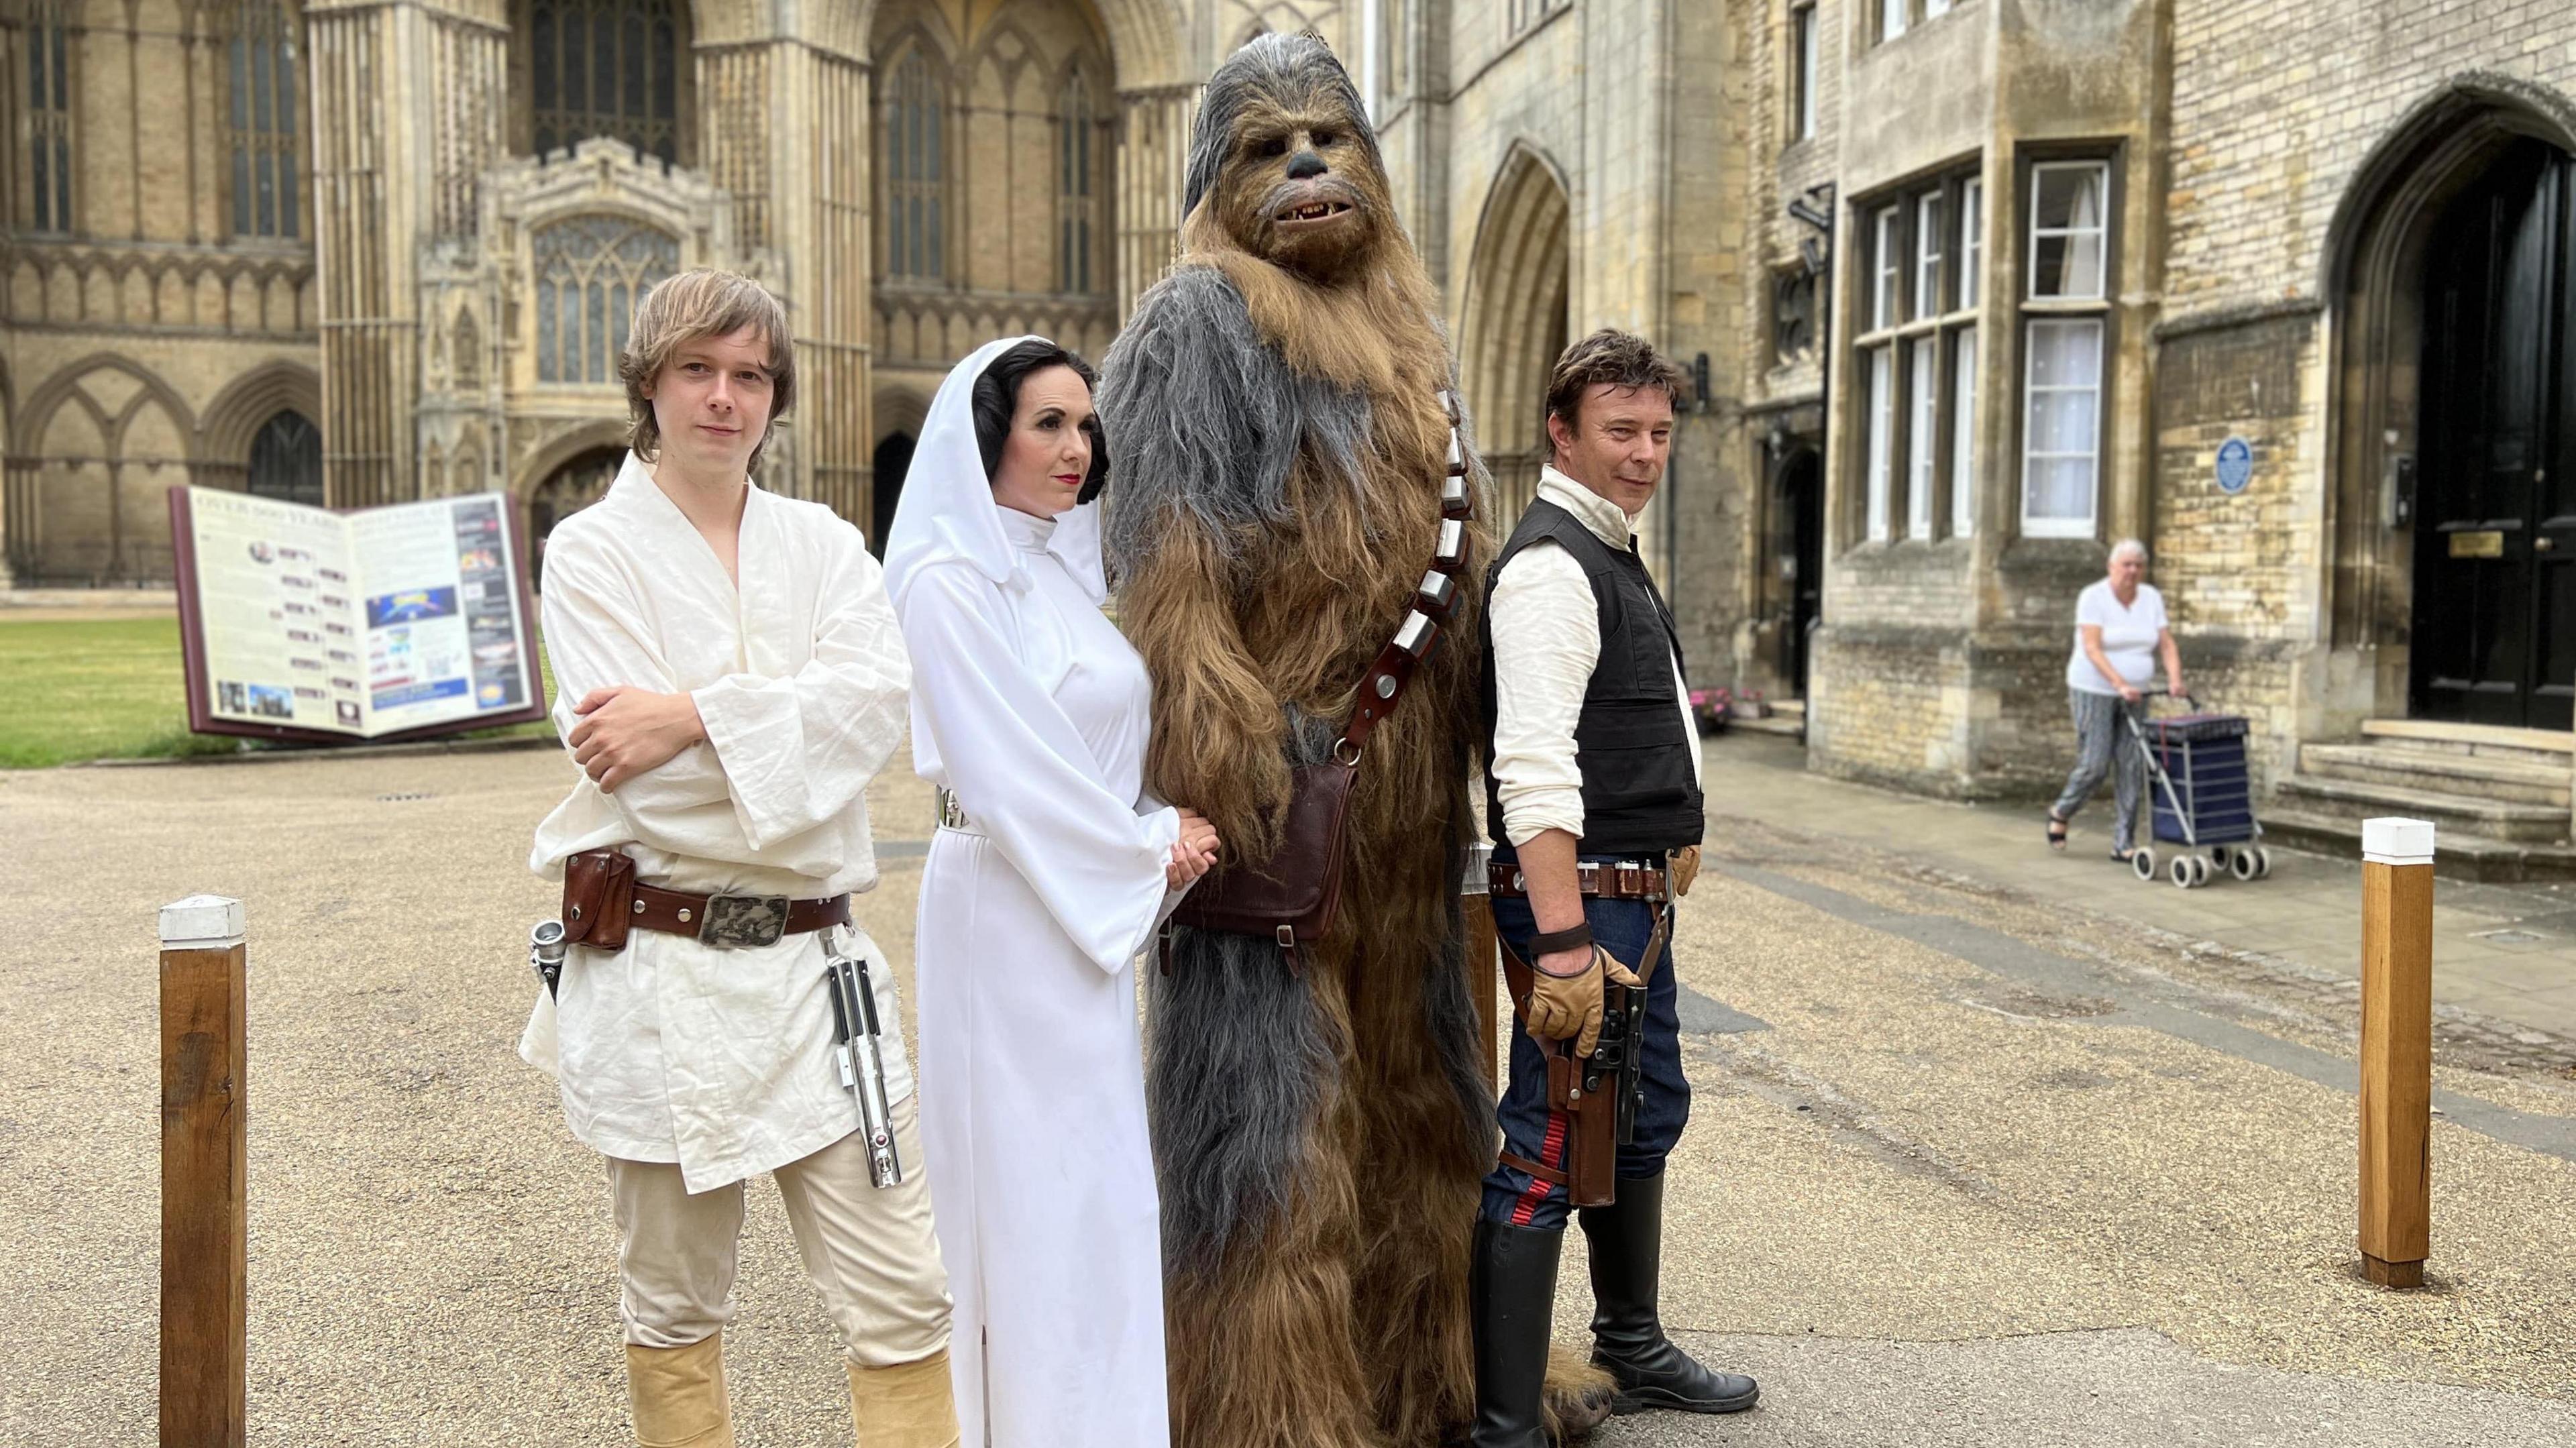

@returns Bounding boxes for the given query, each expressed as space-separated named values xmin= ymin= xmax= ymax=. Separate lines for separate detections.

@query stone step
xmin=2359 ymin=718 xmax=2574 ymax=771
xmin=2298 ymin=742 xmax=2572 ymax=807
xmin=2271 ymin=773 xmax=2571 ymax=844
xmin=2260 ymin=808 xmax=2576 ymax=883
xmin=1731 ymin=712 xmax=1806 ymax=738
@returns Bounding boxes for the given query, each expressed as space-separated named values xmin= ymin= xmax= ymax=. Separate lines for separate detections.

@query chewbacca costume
xmin=1098 ymin=35 xmax=1605 ymax=1448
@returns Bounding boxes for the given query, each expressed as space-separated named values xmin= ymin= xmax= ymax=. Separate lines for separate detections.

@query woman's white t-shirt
xmin=2068 ymin=579 xmax=2167 ymax=695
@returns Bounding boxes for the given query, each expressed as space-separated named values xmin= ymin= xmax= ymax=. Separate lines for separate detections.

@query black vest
xmin=1481 ymin=498 xmax=1705 ymax=856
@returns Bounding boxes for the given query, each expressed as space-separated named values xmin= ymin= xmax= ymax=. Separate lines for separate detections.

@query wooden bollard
xmin=2358 ymin=819 xmax=2434 ymax=1289
xmin=160 ymin=895 xmax=248 ymax=1447
xmin=1462 ymin=842 xmax=1499 ymax=1089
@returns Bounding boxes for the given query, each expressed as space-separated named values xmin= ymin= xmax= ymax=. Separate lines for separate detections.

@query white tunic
xmin=887 ymin=338 xmax=1177 ymax=1448
xmin=1487 ymin=465 xmax=1702 ymax=847
xmin=520 ymin=455 xmax=914 ymax=1194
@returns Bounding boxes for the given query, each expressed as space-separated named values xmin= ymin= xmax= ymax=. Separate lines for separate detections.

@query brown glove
xmin=1526 ymin=946 xmax=1645 ymax=1057
xmin=1668 ymin=845 xmax=1701 ymax=898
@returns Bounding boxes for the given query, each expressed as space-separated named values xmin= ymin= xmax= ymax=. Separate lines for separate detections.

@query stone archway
xmin=2322 ymin=78 xmax=2576 ymax=722
xmin=527 ymin=445 xmax=622 ymax=588
xmin=1458 ymin=145 xmax=1572 ymax=526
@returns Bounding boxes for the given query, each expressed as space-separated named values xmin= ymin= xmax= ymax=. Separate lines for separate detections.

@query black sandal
xmin=2046 ymin=814 xmax=2069 ymax=852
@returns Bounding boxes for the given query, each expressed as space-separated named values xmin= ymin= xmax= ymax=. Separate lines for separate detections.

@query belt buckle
xmin=699 ymin=893 xmax=791 ymax=949
xmin=936 ymin=788 xmax=969 ymax=831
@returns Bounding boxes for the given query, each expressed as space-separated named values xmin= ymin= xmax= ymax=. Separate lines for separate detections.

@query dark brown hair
xmin=618 ymin=269 xmax=797 ymax=469
xmin=971 ymin=339 xmax=1110 ymax=503
xmin=1542 ymin=329 xmax=1687 ymax=455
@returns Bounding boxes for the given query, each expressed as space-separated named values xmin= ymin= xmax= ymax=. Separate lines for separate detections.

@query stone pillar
xmin=308 ymin=0 xmax=504 ymax=508
xmin=1116 ymin=85 xmax=1196 ymax=318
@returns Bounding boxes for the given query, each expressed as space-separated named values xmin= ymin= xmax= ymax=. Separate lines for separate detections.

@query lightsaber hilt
xmin=529 ymin=920 xmax=568 ymax=999
xmin=822 ymin=935 xmax=902 ymax=1188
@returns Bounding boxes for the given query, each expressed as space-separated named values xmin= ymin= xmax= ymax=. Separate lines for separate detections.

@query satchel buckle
xmin=699 ymin=893 xmax=791 ymax=949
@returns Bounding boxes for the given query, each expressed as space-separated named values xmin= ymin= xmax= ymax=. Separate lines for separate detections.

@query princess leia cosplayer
xmin=883 ymin=336 xmax=1220 ymax=1448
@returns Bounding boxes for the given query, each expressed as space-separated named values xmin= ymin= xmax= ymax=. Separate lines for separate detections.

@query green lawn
xmin=0 ymin=614 xmax=554 ymax=769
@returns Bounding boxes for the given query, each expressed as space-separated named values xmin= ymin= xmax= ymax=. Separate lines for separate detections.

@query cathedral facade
xmin=0 ymin=0 xmax=1351 ymax=586
xmin=13 ymin=0 xmax=2576 ymax=830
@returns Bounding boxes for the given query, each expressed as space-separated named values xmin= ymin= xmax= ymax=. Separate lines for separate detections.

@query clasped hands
xmin=1168 ymin=809 xmax=1221 ymax=891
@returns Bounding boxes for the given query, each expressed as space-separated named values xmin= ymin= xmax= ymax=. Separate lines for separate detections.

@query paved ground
xmin=5 ymin=739 xmax=2573 ymax=1445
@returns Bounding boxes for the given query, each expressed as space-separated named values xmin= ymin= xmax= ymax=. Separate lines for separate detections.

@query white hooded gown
xmin=885 ymin=338 xmax=1177 ymax=1448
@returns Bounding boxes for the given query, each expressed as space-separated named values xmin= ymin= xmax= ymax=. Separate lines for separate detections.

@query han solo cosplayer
xmin=519 ymin=269 xmax=958 ymax=1448
xmin=1472 ymin=329 xmax=1759 ymax=1444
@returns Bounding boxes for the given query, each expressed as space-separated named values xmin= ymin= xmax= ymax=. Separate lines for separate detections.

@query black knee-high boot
xmin=1578 ymin=1172 xmax=1760 ymax=1414
xmin=1470 ymin=1217 xmax=1560 ymax=1447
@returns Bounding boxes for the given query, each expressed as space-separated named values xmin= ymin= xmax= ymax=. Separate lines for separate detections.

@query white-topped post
xmin=2357 ymin=820 xmax=2432 ymax=1288
xmin=158 ymin=895 xmax=247 ymax=1446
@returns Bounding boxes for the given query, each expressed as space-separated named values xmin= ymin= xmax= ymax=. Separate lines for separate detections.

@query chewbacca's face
xmin=1210 ymin=95 xmax=1385 ymax=282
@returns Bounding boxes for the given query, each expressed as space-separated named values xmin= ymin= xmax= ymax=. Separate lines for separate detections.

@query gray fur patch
xmin=1096 ymin=267 xmax=1377 ymax=573
xmin=1148 ymin=926 xmax=1341 ymax=1281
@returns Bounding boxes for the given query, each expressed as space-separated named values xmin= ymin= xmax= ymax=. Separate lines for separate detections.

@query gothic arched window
xmin=24 ymin=0 xmax=73 ymax=231
xmin=527 ymin=0 xmax=682 ymax=163
xmin=885 ymin=50 xmax=946 ymax=280
xmin=228 ymin=1 xmax=300 ymax=237
xmin=1058 ymin=68 xmax=1093 ymax=293
xmin=248 ymin=411 xmax=323 ymax=506
xmin=534 ymin=215 xmax=678 ymax=384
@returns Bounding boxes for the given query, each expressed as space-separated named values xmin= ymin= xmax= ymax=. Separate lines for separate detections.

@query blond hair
xmin=618 ymin=269 xmax=797 ymax=469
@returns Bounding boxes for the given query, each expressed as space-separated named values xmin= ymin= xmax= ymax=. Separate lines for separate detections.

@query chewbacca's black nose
xmin=1287 ymin=151 xmax=1328 ymax=180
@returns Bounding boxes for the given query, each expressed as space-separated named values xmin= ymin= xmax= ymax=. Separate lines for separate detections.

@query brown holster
xmin=1495 ymin=909 xmax=1672 ymax=1209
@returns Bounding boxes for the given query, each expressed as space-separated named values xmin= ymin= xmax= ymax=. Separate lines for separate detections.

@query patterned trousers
xmin=2051 ymin=689 xmax=2149 ymax=851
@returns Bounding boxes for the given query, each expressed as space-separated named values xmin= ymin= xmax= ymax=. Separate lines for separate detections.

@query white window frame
xmin=1791 ymin=3 xmax=1817 ymax=143
xmin=1927 ymin=0 xmax=1953 ymax=16
xmin=1866 ymin=347 xmax=1894 ymax=542
xmin=1907 ymin=335 xmax=1938 ymax=538
xmin=1873 ymin=207 xmax=1900 ymax=331
xmin=1960 ymin=176 xmax=1984 ymax=309
xmin=1951 ymin=329 xmax=1978 ymax=537
xmin=1915 ymin=192 xmax=1943 ymax=320
xmin=1881 ymin=0 xmax=1908 ymax=42
xmin=2028 ymin=160 xmax=2109 ymax=301
xmin=2020 ymin=317 xmax=2104 ymax=538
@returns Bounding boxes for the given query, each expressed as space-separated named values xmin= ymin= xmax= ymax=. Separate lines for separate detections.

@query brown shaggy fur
xmin=1112 ymin=50 xmax=1613 ymax=1448
xmin=1113 ymin=70 xmax=1494 ymax=1448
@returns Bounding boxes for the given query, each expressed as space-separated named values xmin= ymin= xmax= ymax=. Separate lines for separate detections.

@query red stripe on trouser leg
xmin=1510 ymin=1111 xmax=1567 ymax=1226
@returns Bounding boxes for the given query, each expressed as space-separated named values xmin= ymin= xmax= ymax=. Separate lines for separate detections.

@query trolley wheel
xmin=2170 ymin=853 xmax=2197 ymax=889
xmin=2253 ymin=846 xmax=2273 ymax=879
xmin=2210 ymin=845 xmax=2232 ymax=871
xmin=2133 ymin=847 xmax=2158 ymax=883
xmin=2195 ymin=855 xmax=2216 ymax=887
xmin=2231 ymin=847 xmax=2260 ymax=882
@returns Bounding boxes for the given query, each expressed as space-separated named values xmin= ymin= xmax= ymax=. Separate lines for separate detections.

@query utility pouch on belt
xmin=559 ymin=848 xmax=637 ymax=952
xmin=1168 ymin=390 xmax=1474 ymax=972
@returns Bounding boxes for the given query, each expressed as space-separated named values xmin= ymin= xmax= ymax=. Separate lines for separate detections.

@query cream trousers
xmin=608 ymin=1096 xmax=952 ymax=1368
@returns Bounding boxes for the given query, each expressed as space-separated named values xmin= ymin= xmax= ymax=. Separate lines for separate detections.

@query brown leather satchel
xmin=1168 ymin=391 xmax=1476 ymax=968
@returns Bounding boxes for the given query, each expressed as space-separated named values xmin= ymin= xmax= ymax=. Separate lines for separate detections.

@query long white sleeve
xmin=1488 ymin=541 xmax=1600 ymax=847
xmin=690 ymin=527 xmax=912 ymax=850
xmin=900 ymin=562 xmax=1179 ymax=974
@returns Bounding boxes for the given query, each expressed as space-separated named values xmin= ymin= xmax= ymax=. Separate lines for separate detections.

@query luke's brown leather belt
xmin=627 ymin=880 xmax=851 ymax=946
xmin=1486 ymin=859 xmax=1670 ymax=903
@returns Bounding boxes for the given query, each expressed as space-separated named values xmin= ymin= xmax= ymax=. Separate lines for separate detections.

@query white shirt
xmin=1488 ymin=465 xmax=1701 ymax=848
xmin=2068 ymin=579 xmax=2167 ymax=695
xmin=520 ymin=454 xmax=915 ymax=1192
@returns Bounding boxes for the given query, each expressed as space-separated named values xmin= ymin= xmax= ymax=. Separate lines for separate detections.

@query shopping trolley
xmin=2125 ymin=690 xmax=2271 ymax=889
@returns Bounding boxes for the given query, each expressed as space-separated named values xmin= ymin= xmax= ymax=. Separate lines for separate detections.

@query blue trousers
xmin=1479 ymin=859 xmax=1691 ymax=1231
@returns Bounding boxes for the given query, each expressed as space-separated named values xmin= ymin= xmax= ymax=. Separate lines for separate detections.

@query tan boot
xmin=846 ymin=1347 xmax=960 ymax=1448
xmin=625 ymin=1333 xmax=736 ymax=1447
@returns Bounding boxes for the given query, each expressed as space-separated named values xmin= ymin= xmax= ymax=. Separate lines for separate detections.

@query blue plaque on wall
xmin=2215 ymin=437 xmax=2254 ymax=496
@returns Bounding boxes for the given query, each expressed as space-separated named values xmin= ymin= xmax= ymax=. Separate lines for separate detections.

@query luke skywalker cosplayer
xmin=1472 ymin=331 xmax=1760 ymax=1444
xmin=520 ymin=269 xmax=958 ymax=1448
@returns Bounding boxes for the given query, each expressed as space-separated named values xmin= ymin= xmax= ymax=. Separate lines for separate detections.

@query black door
xmin=2412 ymin=138 xmax=2576 ymax=730
xmin=1767 ymin=447 xmax=1824 ymax=694
xmin=871 ymin=433 xmax=914 ymax=559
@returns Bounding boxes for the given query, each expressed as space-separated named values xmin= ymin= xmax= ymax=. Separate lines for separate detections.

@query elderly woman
xmin=2048 ymin=539 xmax=2185 ymax=860
xmin=884 ymin=336 xmax=1219 ymax=1448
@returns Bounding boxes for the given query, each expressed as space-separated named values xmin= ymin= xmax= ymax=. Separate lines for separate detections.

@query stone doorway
xmin=527 ymin=446 xmax=620 ymax=589
xmin=871 ymin=433 xmax=914 ymax=558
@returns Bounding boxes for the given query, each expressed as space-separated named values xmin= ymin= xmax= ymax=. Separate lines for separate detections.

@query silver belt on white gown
xmin=934 ymin=787 xmax=985 ymax=837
